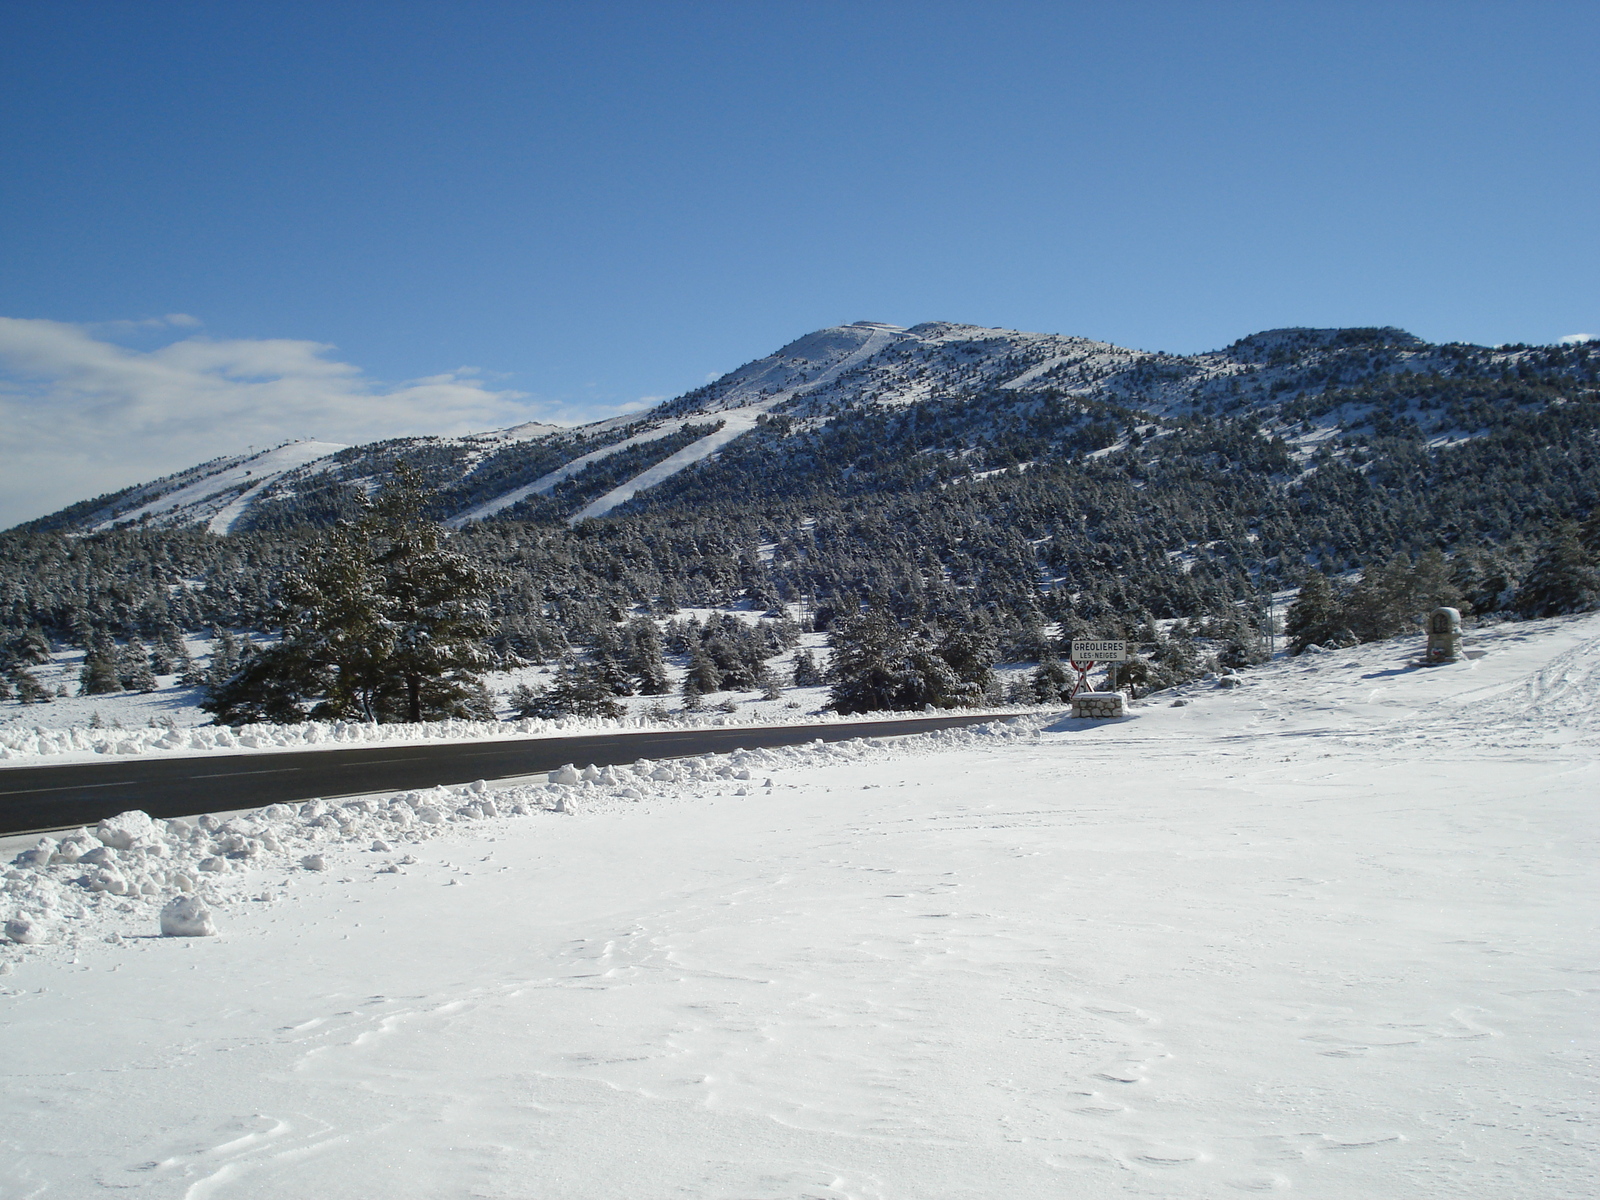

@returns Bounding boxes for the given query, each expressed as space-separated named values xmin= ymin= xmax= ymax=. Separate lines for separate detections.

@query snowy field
xmin=2 ymin=615 xmax=1597 ymax=1198
xmin=2 ymin=617 xmax=1012 ymax=766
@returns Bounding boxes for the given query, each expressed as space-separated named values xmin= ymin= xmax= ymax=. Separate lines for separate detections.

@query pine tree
xmin=508 ymin=682 xmax=543 ymax=718
xmin=79 ymin=632 xmax=123 ymax=695
xmin=1514 ymin=527 xmax=1600 ymax=617
xmin=1030 ymin=657 xmax=1073 ymax=703
xmin=204 ymin=464 xmax=497 ymax=724
xmin=205 ymin=629 xmax=244 ymax=690
xmin=12 ymin=670 xmax=50 ymax=704
xmin=826 ymin=604 xmax=984 ymax=714
xmin=756 ymin=662 xmax=783 ymax=700
xmin=625 ymin=618 xmax=672 ymax=694
xmin=369 ymin=465 xmax=498 ymax=722
xmin=790 ymin=648 xmax=824 ymax=687
xmin=16 ymin=628 xmax=51 ymax=665
xmin=935 ymin=627 xmax=997 ymax=695
xmin=684 ymin=647 xmax=722 ymax=694
xmin=516 ymin=664 xmax=623 ymax=719
xmin=1285 ymin=571 xmax=1349 ymax=653
xmin=117 ymin=636 xmax=157 ymax=692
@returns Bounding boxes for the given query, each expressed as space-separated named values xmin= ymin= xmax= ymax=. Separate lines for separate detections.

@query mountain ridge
xmin=16 ymin=319 xmax=1587 ymax=538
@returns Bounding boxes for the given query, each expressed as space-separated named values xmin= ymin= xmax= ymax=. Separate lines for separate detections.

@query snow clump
xmin=160 ymin=895 xmax=217 ymax=937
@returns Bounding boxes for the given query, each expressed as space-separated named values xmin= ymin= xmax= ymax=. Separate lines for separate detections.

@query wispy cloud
xmin=0 ymin=317 xmax=542 ymax=528
xmin=1558 ymin=333 xmax=1595 ymax=345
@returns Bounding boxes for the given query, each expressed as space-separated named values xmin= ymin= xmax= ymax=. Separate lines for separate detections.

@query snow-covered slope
xmin=570 ymin=322 xmax=905 ymax=521
xmin=17 ymin=319 xmax=1585 ymax=534
xmin=446 ymin=418 xmax=700 ymax=526
xmin=68 ymin=440 xmax=350 ymax=535
xmin=3 ymin=614 xmax=1596 ymax=1197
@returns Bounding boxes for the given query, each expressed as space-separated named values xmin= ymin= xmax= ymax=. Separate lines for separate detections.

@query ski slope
xmin=570 ymin=325 xmax=904 ymax=522
xmin=446 ymin=419 xmax=694 ymax=527
xmin=89 ymin=440 xmax=348 ymax=534
xmin=2 ymin=615 xmax=1596 ymax=1198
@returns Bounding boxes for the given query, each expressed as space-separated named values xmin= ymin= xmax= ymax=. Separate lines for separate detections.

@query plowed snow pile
xmin=2 ymin=616 xmax=1596 ymax=1198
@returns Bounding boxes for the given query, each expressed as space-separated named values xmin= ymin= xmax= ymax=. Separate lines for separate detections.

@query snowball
xmin=96 ymin=810 xmax=158 ymax=851
xmin=160 ymin=894 xmax=217 ymax=937
xmin=6 ymin=915 xmax=50 ymax=944
xmin=300 ymin=854 xmax=329 ymax=872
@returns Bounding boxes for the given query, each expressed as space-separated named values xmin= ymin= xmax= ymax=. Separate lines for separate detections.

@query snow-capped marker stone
xmin=159 ymin=894 xmax=217 ymax=937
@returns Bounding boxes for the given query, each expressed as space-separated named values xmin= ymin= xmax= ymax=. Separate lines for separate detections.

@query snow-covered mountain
xmin=14 ymin=320 xmax=1589 ymax=535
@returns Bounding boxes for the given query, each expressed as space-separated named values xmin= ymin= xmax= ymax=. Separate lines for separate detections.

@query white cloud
xmin=0 ymin=317 xmax=543 ymax=529
xmin=1558 ymin=333 xmax=1595 ymax=345
xmin=87 ymin=313 xmax=205 ymax=335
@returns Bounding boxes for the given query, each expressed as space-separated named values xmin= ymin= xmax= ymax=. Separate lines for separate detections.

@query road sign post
xmin=1069 ymin=640 xmax=1127 ymax=662
xmin=1070 ymin=640 xmax=1126 ymax=694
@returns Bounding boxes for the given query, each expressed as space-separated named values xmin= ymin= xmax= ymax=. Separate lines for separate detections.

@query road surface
xmin=0 ymin=714 xmax=1011 ymax=836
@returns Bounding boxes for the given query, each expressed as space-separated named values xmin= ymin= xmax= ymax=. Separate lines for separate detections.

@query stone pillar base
xmin=1071 ymin=691 xmax=1126 ymax=719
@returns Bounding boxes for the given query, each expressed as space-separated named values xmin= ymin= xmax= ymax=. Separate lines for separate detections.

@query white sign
xmin=1070 ymin=639 xmax=1127 ymax=662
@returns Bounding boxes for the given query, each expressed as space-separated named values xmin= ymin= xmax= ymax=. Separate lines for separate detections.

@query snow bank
xmin=2 ymin=718 xmax=1038 ymax=955
xmin=0 ymin=704 xmax=1032 ymax=766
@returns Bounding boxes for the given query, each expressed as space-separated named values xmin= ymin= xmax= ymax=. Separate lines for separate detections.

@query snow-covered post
xmin=1424 ymin=607 xmax=1462 ymax=664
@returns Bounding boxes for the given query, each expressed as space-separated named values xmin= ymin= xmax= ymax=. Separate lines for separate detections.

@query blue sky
xmin=1 ymin=1 xmax=1596 ymax=525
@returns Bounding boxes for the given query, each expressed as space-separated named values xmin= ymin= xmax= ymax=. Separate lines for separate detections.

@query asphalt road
xmin=0 ymin=713 xmax=1010 ymax=836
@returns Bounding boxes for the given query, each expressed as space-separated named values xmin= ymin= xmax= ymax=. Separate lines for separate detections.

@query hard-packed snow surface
xmin=2 ymin=616 xmax=1596 ymax=1198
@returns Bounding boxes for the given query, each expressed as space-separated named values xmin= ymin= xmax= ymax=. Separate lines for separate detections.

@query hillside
xmin=18 ymin=321 xmax=1595 ymax=538
xmin=2 ymin=321 xmax=1598 ymax=685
